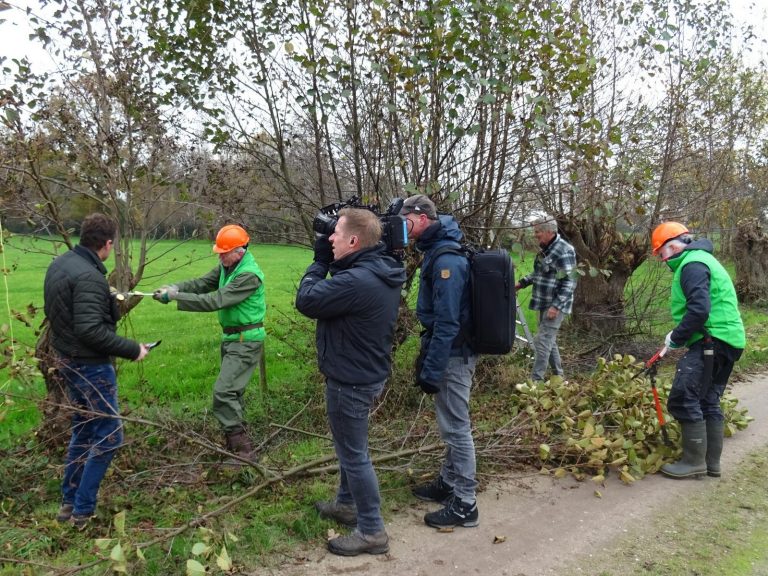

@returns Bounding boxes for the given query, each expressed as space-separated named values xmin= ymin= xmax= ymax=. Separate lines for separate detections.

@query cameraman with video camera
xmin=296 ymin=208 xmax=406 ymax=556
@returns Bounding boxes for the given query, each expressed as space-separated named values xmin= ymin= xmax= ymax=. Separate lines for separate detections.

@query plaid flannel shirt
xmin=520 ymin=234 xmax=577 ymax=314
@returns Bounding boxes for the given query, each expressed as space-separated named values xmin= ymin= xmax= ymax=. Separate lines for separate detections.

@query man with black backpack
xmin=400 ymin=194 xmax=480 ymax=529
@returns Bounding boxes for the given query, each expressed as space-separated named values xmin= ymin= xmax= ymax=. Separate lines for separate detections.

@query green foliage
xmin=514 ymin=355 xmax=751 ymax=484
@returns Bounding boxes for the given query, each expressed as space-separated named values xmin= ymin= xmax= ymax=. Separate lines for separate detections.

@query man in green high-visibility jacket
xmin=154 ymin=224 xmax=265 ymax=460
xmin=651 ymin=222 xmax=745 ymax=479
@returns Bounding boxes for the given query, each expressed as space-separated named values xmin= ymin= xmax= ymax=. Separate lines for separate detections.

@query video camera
xmin=313 ymin=195 xmax=409 ymax=256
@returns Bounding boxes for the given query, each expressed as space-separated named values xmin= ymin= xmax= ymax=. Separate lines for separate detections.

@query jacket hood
xmin=331 ymin=243 xmax=406 ymax=288
xmin=416 ymin=215 xmax=464 ymax=252
xmin=666 ymin=238 xmax=714 ymax=271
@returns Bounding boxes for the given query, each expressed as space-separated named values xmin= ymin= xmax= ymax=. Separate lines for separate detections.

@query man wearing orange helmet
xmin=153 ymin=224 xmax=266 ymax=460
xmin=651 ymin=222 xmax=744 ymax=479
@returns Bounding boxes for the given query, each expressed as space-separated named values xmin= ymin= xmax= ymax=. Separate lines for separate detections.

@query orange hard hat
xmin=651 ymin=222 xmax=689 ymax=255
xmin=213 ymin=224 xmax=249 ymax=253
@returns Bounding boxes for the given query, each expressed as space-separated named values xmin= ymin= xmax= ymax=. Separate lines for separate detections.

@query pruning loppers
xmin=632 ymin=346 xmax=672 ymax=446
xmin=112 ymin=291 xmax=154 ymax=301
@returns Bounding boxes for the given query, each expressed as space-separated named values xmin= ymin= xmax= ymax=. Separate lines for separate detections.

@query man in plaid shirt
xmin=515 ymin=219 xmax=577 ymax=381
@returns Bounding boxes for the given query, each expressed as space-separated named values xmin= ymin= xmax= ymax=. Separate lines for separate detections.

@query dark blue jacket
xmin=416 ymin=216 xmax=473 ymax=384
xmin=296 ymin=244 xmax=406 ymax=385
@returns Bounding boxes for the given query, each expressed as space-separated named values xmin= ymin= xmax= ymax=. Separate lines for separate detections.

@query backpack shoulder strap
xmin=429 ymin=244 xmax=468 ymax=269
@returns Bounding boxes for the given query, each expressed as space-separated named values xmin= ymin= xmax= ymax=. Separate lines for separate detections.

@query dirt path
xmin=269 ymin=374 xmax=768 ymax=576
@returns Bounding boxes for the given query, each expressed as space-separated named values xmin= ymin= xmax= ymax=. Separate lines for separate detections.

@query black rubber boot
xmin=661 ymin=420 xmax=707 ymax=478
xmin=705 ymin=419 xmax=725 ymax=477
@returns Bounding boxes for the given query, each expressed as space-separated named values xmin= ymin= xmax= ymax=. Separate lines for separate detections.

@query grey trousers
xmin=435 ymin=355 xmax=478 ymax=504
xmin=531 ymin=310 xmax=565 ymax=381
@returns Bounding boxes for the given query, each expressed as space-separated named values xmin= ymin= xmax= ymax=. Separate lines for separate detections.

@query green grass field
xmin=0 ymin=237 xmax=325 ymax=441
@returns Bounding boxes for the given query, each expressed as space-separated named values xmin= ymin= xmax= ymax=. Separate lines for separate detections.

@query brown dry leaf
xmin=493 ymin=535 xmax=507 ymax=544
xmin=326 ymin=528 xmax=338 ymax=541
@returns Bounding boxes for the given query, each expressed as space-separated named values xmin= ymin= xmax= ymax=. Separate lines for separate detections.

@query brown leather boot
xmin=224 ymin=428 xmax=255 ymax=465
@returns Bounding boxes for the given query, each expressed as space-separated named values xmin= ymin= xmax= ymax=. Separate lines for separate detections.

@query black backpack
xmin=430 ymin=245 xmax=516 ymax=355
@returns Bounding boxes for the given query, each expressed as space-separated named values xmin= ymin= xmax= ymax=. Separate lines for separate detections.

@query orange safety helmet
xmin=651 ymin=222 xmax=689 ymax=255
xmin=213 ymin=224 xmax=250 ymax=253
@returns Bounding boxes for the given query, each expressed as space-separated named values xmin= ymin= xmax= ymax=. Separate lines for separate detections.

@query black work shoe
xmin=56 ymin=504 xmax=74 ymax=523
xmin=327 ymin=529 xmax=389 ymax=556
xmin=424 ymin=497 xmax=479 ymax=528
xmin=314 ymin=500 xmax=358 ymax=527
xmin=412 ymin=476 xmax=454 ymax=504
xmin=70 ymin=514 xmax=93 ymax=531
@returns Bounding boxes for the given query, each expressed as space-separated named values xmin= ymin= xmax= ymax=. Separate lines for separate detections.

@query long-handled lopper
xmin=113 ymin=291 xmax=154 ymax=301
xmin=631 ymin=346 xmax=672 ymax=446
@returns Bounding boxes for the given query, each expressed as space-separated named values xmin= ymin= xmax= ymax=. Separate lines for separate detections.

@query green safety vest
xmin=219 ymin=251 xmax=266 ymax=342
xmin=669 ymin=249 xmax=745 ymax=349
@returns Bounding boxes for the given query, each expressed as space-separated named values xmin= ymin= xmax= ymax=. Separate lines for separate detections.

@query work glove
xmin=413 ymin=347 xmax=439 ymax=394
xmin=313 ymin=235 xmax=334 ymax=264
xmin=416 ymin=374 xmax=440 ymax=395
xmin=153 ymin=285 xmax=179 ymax=304
xmin=664 ymin=330 xmax=682 ymax=350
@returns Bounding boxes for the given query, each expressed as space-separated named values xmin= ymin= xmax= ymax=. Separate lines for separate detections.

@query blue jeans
xmin=325 ymin=378 xmax=385 ymax=535
xmin=60 ymin=361 xmax=123 ymax=516
xmin=532 ymin=310 xmax=565 ymax=381
xmin=435 ymin=355 xmax=478 ymax=504
xmin=668 ymin=339 xmax=742 ymax=422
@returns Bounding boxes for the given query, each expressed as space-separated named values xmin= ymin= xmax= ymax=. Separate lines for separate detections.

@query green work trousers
xmin=213 ymin=339 xmax=263 ymax=433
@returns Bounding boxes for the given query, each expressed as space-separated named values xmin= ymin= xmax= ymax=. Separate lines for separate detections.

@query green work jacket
xmin=669 ymin=249 xmax=745 ymax=349
xmin=174 ymin=251 xmax=266 ymax=342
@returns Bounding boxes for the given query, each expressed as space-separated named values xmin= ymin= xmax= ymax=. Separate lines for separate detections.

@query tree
xmin=525 ymin=0 xmax=767 ymax=336
xmin=144 ymin=0 xmax=595 ymax=246
xmin=0 ymin=0 xmax=197 ymax=443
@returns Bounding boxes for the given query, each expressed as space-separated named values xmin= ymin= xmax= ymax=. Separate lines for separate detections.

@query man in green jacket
xmin=154 ymin=224 xmax=265 ymax=460
xmin=650 ymin=222 xmax=745 ymax=479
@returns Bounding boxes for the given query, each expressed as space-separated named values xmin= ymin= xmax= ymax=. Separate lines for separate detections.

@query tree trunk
xmin=734 ymin=218 xmax=768 ymax=304
xmin=571 ymin=269 xmax=632 ymax=335
xmin=34 ymin=320 xmax=72 ymax=448
xmin=559 ymin=217 xmax=648 ymax=336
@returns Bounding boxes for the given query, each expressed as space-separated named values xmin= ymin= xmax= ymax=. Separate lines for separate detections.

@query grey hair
xmin=664 ymin=234 xmax=693 ymax=250
xmin=533 ymin=219 xmax=558 ymax=233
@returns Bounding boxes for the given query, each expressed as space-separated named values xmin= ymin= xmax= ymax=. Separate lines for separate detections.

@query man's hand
xmin=135 ymin=344 xmax=150 ymax=361
xmin=313 ymin=235 xmax=334 ymax=264
xmin=546 ymin=306 xmax=560 ymax=320
xmin=415 ymin=374 xmax=440 ymax=394
xmin=664 ymin=330 xmax=682 ymax=349
xmin=153 ymin=285 xmax=178 ymax=304
xmin=514 ymin=283 xmax=523 ymax=291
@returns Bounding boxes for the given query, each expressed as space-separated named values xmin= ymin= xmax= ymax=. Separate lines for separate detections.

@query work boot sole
xmin=424 ymin=517 xmax=480 ymax=529
xmin=327 ymin=542 xmax=389 ymax=556
xmin=660 ymin=468 xmax=706 ymax=479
